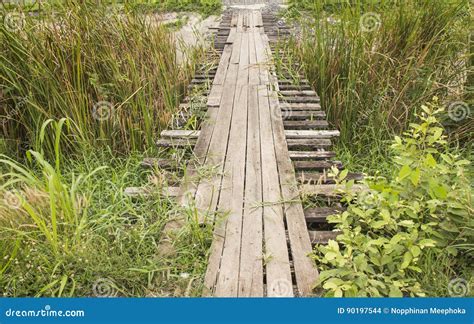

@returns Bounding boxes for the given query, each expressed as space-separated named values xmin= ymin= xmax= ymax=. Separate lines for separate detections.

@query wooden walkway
xmin=179 ymin=10 xmax=317 ymax=297
xmin=126 ymin=8 xmax=362 ymax=297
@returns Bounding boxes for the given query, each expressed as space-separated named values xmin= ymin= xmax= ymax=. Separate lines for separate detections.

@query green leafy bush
xmin=313 ymin=99 xmax=473 ymax=297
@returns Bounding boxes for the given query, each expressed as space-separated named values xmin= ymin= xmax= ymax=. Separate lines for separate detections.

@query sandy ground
xmin=146 ymin=12 xmax=220 ymax=63
xmin=153 ymin=2 xmax=287 ymax=63
xmin=175 ymin=13 xmax=221 ymax=63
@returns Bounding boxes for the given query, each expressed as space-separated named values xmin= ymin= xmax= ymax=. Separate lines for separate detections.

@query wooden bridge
xmin=126 ymin=8 xmax=363 ymax=297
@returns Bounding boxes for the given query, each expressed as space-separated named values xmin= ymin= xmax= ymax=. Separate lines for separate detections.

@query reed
xmin=286 ymin=0 xmax=470 ymax=151
xmin=1 ymin=2 xmax=198 ymax=158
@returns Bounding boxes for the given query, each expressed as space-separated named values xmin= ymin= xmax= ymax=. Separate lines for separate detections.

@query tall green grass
xmin=131 ymin=0 xmax=222 ymax=16
xmin=0 ymin=120 xmax=212 ymax=297
xmin=286 ymin=0 xmax=471 ymax=154
xmin=1 ymin=2 xmax=198 ymax=158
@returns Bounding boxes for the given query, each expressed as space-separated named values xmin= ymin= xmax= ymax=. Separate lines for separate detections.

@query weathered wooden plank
xmin=176 ymin=108 xmax=219 ymax=208
xmin=285 ymin=130 xmax=340 ymax=139
xmin=278 ymin=84 xmax=312 ymax=90
xmin=212 ymin=44 xmax=233 ymax=86
xmin=256 ymin=26 xmax=293 ymax=297
xmin=262 ymin=33 xmax=319 ymax=296
xmin=231 ymin=32 xmax=243 ymax=64
xmin=287 ymin=138 xmax=332 ymax=149
xmin=238 ymin=29 xmax=263 ymax=295
xmin=280 ymin=90 xmax=319 ymax=97
xmin=305 ymin=207 xmax=344 ymax=223
xmin=289 ymin=151 xmax=337 ymax=160
xmin=283 ymin=120 xmax=329 ymax=130
xmin=254 ymin=32 xmax=269 ymax=84
xmin=213 ymin=89 xmax=249 ymax=297
xmin=227 ymin=28 xmax=236 ymax=44
xmin=309 ymin=231 xmax=339 ymax=245
xmin=301 ymin=184 xmax=367 ymax=197
xmin=239 ymin=85 xmax=264 ymax=297
xmin=298 ymin=171 xmax=364 ymax=184
xmin=258 ymin=85 xmax=293 ymax=297
xmin=237 ymin=11 xmax=244 ymax=32
xmin=194 ymin=64 xmax=240 ymax=224
xmin=254 ymin=10 xmax=263 ymax=27
xmin=294 ymin=160 xmax=343 ymax=171
xmin=248 ymin=32 xmax=260 ymax=86
xmin=156 ymin=138 xmax=196 ymax=148
xmin=231 ymin=11 xmax=238 ymax=27
xmin=160 ymin=130 xmax=200 ymax=139
xmin=202 ymin=63 xmax=239 ymax=295
xmin=280 ymin=103 xmax=321 ymax=110
xmin=282 ymin=111 xmax=326 ymax=120
xmin=282 ymin=97 xmax=320 ymax=103
xmin=214 ymin=32 xmax=250 ymax=297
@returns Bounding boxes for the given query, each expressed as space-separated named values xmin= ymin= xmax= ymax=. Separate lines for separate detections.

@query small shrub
xmin=313 ymin=99 xmax=473 ymax=297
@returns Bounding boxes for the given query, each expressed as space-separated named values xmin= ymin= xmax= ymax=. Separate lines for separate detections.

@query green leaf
xmin=399 ymin=220 xmax=415 ymax=227
xmin=380 ymin=209 xmax=391 ymax=221
xmin=400 ymin=251 xmax=413 ymax=269
xmin=432 ymin=184 xmax=447 ymax=199
xmin=446 ymin=246 xmax=458 ymax=256
xmin=418 ymin=239 xmax=436 ymax=248
xmin=325 ymin=252 xmax=338 ymax=261
xmin=410 ymin=168 xmax=421 ymax=186
xmin=371 ymin=220 xmax=388 ymax=229
xmin=389 ymin=285 xmax=403 ymax=297
xmin=409 ymin=246 xmax=421 ymax=258
xmin=425 ymin=154 xmax=437 ymax=167
xmin=433 ymin=128 xmax=443 ymax=141
xmin=327 ymin=240 xmax=340 ymax=252
xmin=398 ymin=165 xmax=412 ymax=180
xmin=323 ymin=278 xmax=345 ymax=290
xmin=334 ymin=288 xmax=343 ymax=297
xmin=339 ymin=169 xmax=349 ymax=181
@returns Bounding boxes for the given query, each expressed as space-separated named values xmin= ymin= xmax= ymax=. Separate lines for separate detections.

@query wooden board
xmin=238 ymin=85 xmax=264 ymax=297
xmin=213 ymin=32 xmax=250 ymax=297
xmin=262 ymin=34 xmax=319 ymax=297
xmin=181 ymin=9 xmax=339 ymax=297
